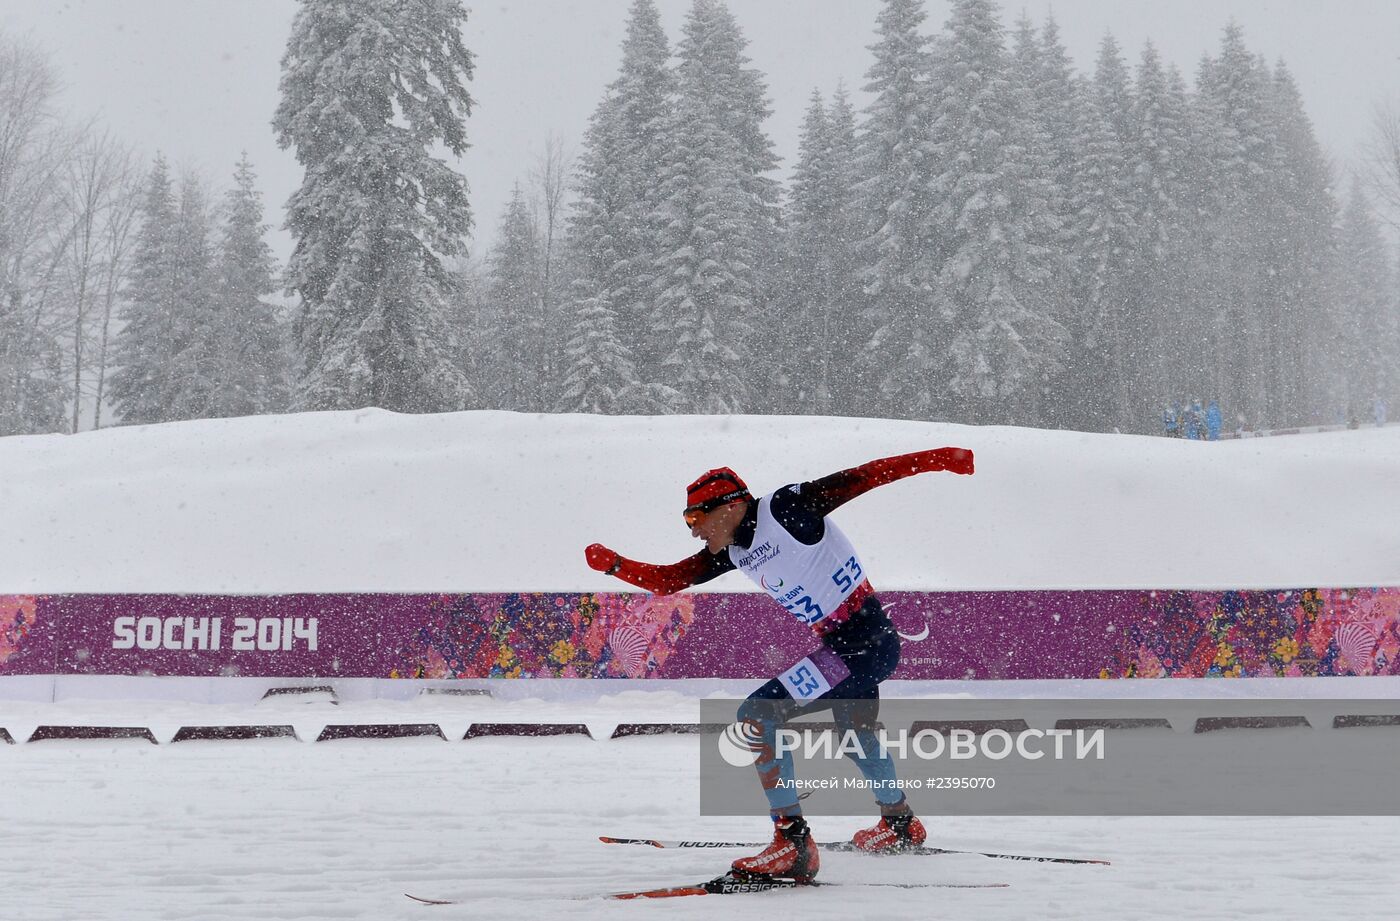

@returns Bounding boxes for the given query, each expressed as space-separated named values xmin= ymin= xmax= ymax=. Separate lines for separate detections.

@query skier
xmin=585 ymin=447 xmax=976 ymax=882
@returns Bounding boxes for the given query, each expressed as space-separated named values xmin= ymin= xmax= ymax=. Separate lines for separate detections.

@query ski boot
xmin=852 ymin=811 xmax=927 ymax=853
xmin=731 ymin=816 xmax=820 ymax=882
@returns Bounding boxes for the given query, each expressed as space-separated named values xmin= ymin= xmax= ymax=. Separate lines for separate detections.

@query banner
xmin=1 ymin=587 xmax=1397 ymax=680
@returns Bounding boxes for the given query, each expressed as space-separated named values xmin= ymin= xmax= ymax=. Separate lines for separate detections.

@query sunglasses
xmin=683 ymin=508 xmax=706 ymax=528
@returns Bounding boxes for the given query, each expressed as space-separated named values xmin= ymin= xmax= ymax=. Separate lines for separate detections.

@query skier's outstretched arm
xmin=585 ymin=543 xmax=735 ymax=595
xmin=802 ymin=447 xmax=974 ymax=517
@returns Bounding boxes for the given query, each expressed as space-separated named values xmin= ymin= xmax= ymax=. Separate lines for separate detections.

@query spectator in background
xmin=1163 ymin=405 xmax=1180 ymax=438
xmin=1205 ymin=400 xmax=1223 ymax=441
xmin=1184 ymin=400 xmax=1204 ymax=440
xmin=1375 ymin=396 xmax=1387 ymax=428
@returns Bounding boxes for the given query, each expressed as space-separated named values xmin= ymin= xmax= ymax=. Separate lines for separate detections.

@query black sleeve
xmin=767 ymin=483 xmax=827 ymax=546
xmin=800 ymin=448 xmax=976 ymax=517
xmin=693 ymin=548 xmax=738 ymax=584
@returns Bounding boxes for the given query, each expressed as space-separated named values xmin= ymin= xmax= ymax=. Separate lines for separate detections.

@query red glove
xmin=585 ymin=543 xmax=621 ymax=575
xmin=916 ymin=447 xmax=974 ymax=476
xmin=587 ymin=544 xmax=716 ymax=593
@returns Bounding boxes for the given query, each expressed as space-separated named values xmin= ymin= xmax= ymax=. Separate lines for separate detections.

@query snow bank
xmin=1 ymin=409 xmax=1397 ymax=593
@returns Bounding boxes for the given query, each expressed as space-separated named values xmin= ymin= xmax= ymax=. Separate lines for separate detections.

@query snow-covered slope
xmin=2 ymin=410 xmax=1397 ymax=593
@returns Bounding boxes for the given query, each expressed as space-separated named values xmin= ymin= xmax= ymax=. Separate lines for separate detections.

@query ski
xmin=599 ymin=835 xmax=1110 ymax=866
xmin=406 ymin=875 xmax=1006 ymax=905
xmin=609 ymin=872 xmax=1009 ymax=899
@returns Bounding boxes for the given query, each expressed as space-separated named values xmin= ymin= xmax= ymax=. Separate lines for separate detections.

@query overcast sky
xmin=4 ymin=0 xmax=1397 ymax=263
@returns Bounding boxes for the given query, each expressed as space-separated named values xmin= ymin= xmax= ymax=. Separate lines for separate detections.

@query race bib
xmin=778 ymin=647 xmax=851 ymax=702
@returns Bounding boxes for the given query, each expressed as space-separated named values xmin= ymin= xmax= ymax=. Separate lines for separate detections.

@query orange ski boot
xmin=731 ymin=816 xmax=820 ymax=881
xmin=852 ymin=812 xmax=927 ymax=853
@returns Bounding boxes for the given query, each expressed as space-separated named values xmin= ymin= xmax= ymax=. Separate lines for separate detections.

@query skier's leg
xmin=735 ymin=680 xmax=803 ymax=817
xmin=822 ymin=599 xmax=928 ymax=850
xmin=832 ymin=695 xmax=906 ymax=809
xmin=828 ymin=622 xmax=904 ymax=810
xmin=732 ymin=683 xmax=820 ymax=879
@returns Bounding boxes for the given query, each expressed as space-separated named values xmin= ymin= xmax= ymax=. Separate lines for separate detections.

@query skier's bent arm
xmin=802 ymin=447 xmax=974 ymax=517
xmin=585 ymin=543 xmax=734 ymax=594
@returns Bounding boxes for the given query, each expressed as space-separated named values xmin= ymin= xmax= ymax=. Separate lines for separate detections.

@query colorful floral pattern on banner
xmin=8 ymin=587 xmax=1400 ymax=680
xmin=1103 ymin=588 xmax=1400 ymax=678
xmin=390 ymin=592 xmax=696 ymax=679
xmin=1 ymin=595 xmax=38 ymax=666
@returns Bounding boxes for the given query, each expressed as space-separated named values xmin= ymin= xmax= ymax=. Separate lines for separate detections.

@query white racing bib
xmin=778 ymin=647 xmax=852 ymax=702
xmin=729 ymin=493 xmax=867 ymax=629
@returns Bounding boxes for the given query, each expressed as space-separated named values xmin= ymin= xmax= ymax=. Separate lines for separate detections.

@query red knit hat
xmin=685 ymin=467 xmax=750 ymax=514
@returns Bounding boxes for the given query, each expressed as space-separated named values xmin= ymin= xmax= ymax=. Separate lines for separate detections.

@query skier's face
xmin=687 ymin=499 xmax=746 ymax=553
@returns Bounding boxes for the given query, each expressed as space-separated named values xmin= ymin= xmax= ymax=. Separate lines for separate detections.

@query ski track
xmin=3 ymin=732 xmax=1398 ymax=920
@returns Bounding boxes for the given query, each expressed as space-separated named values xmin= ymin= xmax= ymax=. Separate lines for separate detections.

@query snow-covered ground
xmin=4 ymin=686 xmax=1399 ymax=920
xmin=2 ymin=411 xmax=1399 ymax=918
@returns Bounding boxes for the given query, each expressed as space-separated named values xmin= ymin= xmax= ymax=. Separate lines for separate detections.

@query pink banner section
xmin=1 ymin=588 xmax=1397 ymax=680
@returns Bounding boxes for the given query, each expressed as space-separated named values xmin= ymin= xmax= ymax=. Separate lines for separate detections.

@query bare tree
xmin=1362 ymin=95 xmax=1400 ymax=232
xmin=56 ymin=130 xmax=139 ymax=431
xmin=0 ymin=35 xmax=74 ymax=434
xmin=88 ymin=141 xmax=140 ymax=430
xmin=0 ymin=35 xmax=147 ymax=435
xmin=0 ymin=36 xmax=60 ymax=280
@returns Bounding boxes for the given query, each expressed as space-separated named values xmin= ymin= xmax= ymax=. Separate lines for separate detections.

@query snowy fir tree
xmin=207 ymin=155 xmax=287 ymax=418
xmin=1123 ymin=43 xmax=1190 ymax=413
xmin=1069 ymin=32 xmax=1141 ymax=431
xmin=1024 ymin=13 xmax=1086 ymax=377
xmin=1166 ymin=54 xmax=1236 ymax=410
xmin=852 ymin=0 xmax=939 ymax=419
xmin=929 ymin=0 xmax=1066 ymax=423
xmin=160 ymin=174 xmax=219 ymax=422
xmin=1006 ymin=13 xmax=1069 ymax=420
xmin=559 ymin=0 xmax=678 ymax=413
xmin=440 ymin=255 xmax=489 ymax=387
xmin=555 ymin=277 xmax=680 ymax=413
xmin=555 ymin=291 xmax=642 ymax=414
xmin=108 ymin=157 xmax=285 ymax=427
xmin=1062 ymin=92 xmax=1138 ymax=430
xmin=1194 ymin=23 xmax=1279 ymax=423
xmin=1091 ymin=34 xmax=1135 ymax=146
xmin=1331 ymin=180 xmax=1397 ymax=421
xmin=650 ymin=0 xmax=778 ymax=413
xmin=74 ymin=0 xmax=1395 ymax=435
xmin=273 ymin=0 xmax=475 ymax=413
xmin=1031 ymin=15 xmax=1083 ymax=259
xmin=109 ymin=156 xmax=187 ymax=425
xmin=780 ymin=86 xmax=864 ymax=414
xmin=1127 ymin=44 xmax=1188 ymax=279
xmin=483 ymin=183 xmax=545 ymax=412
xmin=1258 ymin=61 xmax=1337 ymax=425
